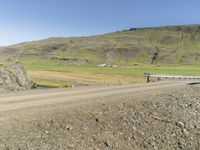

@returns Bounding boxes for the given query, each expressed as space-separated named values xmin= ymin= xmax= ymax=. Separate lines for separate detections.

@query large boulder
xmin=0 ymin=61 xmax=35 ymax=92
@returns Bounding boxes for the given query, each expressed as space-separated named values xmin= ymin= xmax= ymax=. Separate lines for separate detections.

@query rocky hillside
xmin=1 ymin=25 xmax=200 ymax=65
xmin=0 ymin=61 xmax=35 ymax=92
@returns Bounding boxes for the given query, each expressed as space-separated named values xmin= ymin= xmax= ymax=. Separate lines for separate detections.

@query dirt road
xmin=0 ymin=81 xmax=193 ymax=112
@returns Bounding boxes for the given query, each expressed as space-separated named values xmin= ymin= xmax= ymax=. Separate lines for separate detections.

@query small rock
xmin=95 ymin=118 xmax=99 ymax=122
xmin=140 ymin=131 xmax=145 ymax=136
xmin=182 ymin=128 xmax=189 ymax=135
xmin=45 ymin=131 xmax=49 ymax=134
xmin=66 ymin=125 xmax=73 ymax=131
xmin=104 ymin=141 xmax=110 ymax=147
xmin=132 ymin=126 xmax=137 ymax=131
xmin=67 ymin=144 xmax=75 ymax=149
xmin=176 ymin=122 xmax=185 ymax=128
xmin=148 ymin=137 xmax=156 ymax=146
xmin=172 ymin=133 xmax=177 ymax=137
xmin=132 ymin=136 xmax=136 ymax=140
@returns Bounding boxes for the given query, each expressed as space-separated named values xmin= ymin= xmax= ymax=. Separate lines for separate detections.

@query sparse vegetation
xmin=36 ymin=80 xmax=72 ymax=88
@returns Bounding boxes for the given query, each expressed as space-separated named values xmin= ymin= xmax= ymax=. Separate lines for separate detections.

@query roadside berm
xmin=0 ymin=61 xmax=35 ymax=92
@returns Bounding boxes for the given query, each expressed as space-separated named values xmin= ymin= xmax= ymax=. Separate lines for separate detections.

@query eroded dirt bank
xmin=0 ymin=84 xmax=200 ymax=149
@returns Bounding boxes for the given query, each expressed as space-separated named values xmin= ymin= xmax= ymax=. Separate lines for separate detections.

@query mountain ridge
xmin=1 ymin=24 xmax=200 ymax=65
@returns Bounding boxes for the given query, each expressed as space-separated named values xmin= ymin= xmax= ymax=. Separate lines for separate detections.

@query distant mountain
xmin=1 ymin=24 xmax=200 ymax=65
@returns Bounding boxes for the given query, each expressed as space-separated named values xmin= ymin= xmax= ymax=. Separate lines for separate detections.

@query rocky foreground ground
xmin=0 ymin=84 xmax=200 ymax=150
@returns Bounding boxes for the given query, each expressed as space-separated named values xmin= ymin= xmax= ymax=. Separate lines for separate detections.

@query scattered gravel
xmin=0 ymin=84 xmax=200 ymax=149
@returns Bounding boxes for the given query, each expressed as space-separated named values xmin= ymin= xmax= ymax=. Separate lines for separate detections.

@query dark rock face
xmin=0 ymin=61 xmax=35 ymax=92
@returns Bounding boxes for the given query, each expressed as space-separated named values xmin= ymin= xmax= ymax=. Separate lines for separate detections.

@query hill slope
xmin=1 ymin=25 xmax=200 ymax=65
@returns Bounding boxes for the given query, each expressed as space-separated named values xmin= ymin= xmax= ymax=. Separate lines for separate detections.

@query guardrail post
xmin=147 ymin=76 xmax=150 ymax=83
xmin=144 ymin=73 xmax=150 ymax=83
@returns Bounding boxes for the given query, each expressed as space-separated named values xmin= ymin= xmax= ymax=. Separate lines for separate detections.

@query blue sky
xmin=0 ymin=0 xmax=199 ymax=46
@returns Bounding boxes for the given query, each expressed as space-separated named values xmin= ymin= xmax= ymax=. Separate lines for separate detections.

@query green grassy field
xmin=18 ymin=58 xmax=200 ymax=87
xmin=21 ymin=58 xmax=200 ymax=76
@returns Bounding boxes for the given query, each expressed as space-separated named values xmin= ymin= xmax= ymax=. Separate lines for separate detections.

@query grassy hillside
xmin=1 ymin=24 xmax=200 ymax=65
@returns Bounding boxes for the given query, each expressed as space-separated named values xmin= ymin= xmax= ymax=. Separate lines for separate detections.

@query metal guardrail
xmin=144 ymin=73 xmax=200 ymax=83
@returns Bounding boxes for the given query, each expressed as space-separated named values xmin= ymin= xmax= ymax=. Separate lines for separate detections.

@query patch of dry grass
xmin=28 ymin=70 xmax=145 ymax=87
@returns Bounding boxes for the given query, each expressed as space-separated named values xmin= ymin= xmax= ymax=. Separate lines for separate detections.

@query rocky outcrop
xmin=0 ymin=61 xmax=35 ymax=92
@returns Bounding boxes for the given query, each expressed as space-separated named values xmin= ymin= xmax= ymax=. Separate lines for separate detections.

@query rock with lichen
xmin=0 ymin=61 xmax=35 ymax=92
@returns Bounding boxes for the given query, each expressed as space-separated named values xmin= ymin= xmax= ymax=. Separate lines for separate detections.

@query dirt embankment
xmin=0 ymin=84 xmax=199 ymax=149
xmin=0 ymin=61 xmax=35 ymax=93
